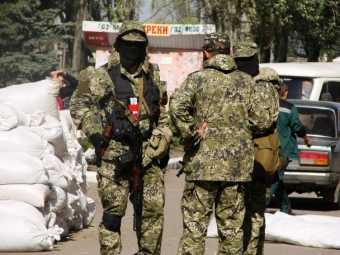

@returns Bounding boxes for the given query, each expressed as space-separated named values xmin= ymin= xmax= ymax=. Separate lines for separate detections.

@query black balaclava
xmin=234 ymin=54 xmax=259 ymax=77
xmin=116 ymin=39 xmax=147 ymax=70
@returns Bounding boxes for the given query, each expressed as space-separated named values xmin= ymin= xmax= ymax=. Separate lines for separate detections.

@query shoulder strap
xmin=137 ymin=77 xmax=151 ymax=116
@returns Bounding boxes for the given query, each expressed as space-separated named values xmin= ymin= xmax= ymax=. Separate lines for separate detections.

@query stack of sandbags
xmin=0 ymin=79 xmax=95 ymax=252
xmin=265 ymin=212 xmax=340 ymax=249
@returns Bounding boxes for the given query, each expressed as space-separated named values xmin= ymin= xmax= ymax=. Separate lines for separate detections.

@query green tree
xmin=0 ymin=0 xmax=60 ymax=87
xmin=290 ymin=0 xmax=339 ymax=61
xmin=251 ymin=0 xmax=292 ymax=62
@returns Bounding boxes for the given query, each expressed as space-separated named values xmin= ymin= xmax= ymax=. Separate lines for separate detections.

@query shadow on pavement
xmin=290 ymin=197 xmax=338 ymax=211
xmin=268 ymin=196 xmax=338 ymax=212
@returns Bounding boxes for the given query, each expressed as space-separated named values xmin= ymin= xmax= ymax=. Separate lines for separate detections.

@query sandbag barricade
xmin=0 ymin=80 xmax=95 ymax=252
xmin=207 ymin=212 xmax=340 ymax=250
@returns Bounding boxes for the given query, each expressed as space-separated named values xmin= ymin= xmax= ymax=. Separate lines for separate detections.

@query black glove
xmin=89 ymin=133 xmax=107 ymax=167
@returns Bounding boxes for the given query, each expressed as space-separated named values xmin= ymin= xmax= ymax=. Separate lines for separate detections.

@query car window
xmin=320 ymin=81 xmax=340 ymax=102
xmin=281 ymin=77 xmax=313 ymax=100
xmin=296 ymin=106 xmax=336 ymax=138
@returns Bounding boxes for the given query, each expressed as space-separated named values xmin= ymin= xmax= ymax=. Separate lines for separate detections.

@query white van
xmin=260 ymin=62 xmax=340 ymax=102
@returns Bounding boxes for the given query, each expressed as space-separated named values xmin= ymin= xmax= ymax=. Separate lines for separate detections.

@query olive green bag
xmin=254 ymin=130 xmax=281 ymax=176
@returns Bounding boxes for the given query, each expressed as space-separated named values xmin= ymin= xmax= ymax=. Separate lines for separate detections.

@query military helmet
xmin=233 ymin=40 xmax=258 ymax=58
xmin=115 ymin=21 xmax=148 ymax=46
xmin=203 ymin=33 xmax=230 ymax=53
xmin=256 ymin=67 xmax=283 ymax=89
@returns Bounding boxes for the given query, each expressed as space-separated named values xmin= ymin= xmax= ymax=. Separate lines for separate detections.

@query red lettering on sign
xmin=145 ymin=25 xmax=151 ymax=34
xmin=144 ymin=24 xmax=170 ymax=36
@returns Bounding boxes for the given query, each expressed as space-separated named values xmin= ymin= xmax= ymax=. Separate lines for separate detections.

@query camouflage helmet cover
xmin=256 ymin=67 xmax=283 ymax=89
xmin=203 ymin=33 xmax=230 ymax=53
xmin=233 ymin=40 xmax=258 ymax=58
xmin=116 ymin=20 xmax=148 ymax=43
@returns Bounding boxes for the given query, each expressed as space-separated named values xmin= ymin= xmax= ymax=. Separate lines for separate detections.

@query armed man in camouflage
xmin=234 ymin=42 xmax=280 ymax=255
xmin=169 ymin=33 xmax=274 ymax=255
xmin=70 ymin=21 xmax=172 ymax=255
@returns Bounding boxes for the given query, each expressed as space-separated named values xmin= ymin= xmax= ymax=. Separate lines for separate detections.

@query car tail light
xmin=299 ymin=151 xmax=329 ymax=166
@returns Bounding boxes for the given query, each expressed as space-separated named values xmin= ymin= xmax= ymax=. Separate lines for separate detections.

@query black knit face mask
xmin=117 ymin=40 xmax=147 ymax=70
xmin=234 ymin=55 xmax=259 ymax=77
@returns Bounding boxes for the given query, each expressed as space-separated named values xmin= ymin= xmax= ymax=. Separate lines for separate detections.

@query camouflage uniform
xmin=234 ymin=42 xmax=280 ymax=255
xmin=170 ymin=34 xmax=273 ymax=255
xmin=70 ymin=21 xmax=172 ymax=255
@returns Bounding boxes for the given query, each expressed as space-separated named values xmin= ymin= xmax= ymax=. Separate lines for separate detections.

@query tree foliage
xmin=157 ymin=0 xmax=339 ymax=62
xmin=0 ymin=0 xmax=60 ymax=86
xmin=1 ymin=0 xmax=338 ymax=87
xmin=290 ymin=0 xmax=339 ymax=61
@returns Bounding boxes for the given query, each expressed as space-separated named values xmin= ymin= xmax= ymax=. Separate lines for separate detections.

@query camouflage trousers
xmin=243 ymin=181 xmax=266 ymax=255
xmin=96 ymin=160 xmax=165 ymax=255
xmin=177 ymin=181 xmax=246 ymax=255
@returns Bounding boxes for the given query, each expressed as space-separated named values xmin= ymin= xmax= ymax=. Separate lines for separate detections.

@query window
xmin=281 ymin=77 xmax=313 ymax=100
xmin=297 ymin=106 xmax=336 ymax=138
xmin=320 ymin=81 xmax=340 ymax=102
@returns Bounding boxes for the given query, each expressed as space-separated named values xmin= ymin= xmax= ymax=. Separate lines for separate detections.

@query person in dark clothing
xmin=50 ymin=70 xmax=79 ymax=109
xmin=59 ymin=72 xmax=79 ymax=102
xmin=269 ymin=83 xmax=310 ymax=213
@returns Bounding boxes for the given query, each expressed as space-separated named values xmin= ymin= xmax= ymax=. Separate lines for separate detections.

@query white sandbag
xmin=42 ymin=154 xmax=73 ymax=189
xmin=59 ymin=110 xmax=87 ymax=184
xmin=32 ymin=115 xmax=67 ymax=158
xmin=84 ymin=197 xmax=96 ymax=227
xmin=0 ymin=103 xmax=45 ymax=131
xmin=59 ymin=110 xmax=84 ymax=163
xmin=0 ymin=184 xmax=51 ymax=208
xmin=0 ymin=153 xmax=49 ymax=185
xmin=0 ymin=103 xmax=20 ymax=130
xmin=0 ymin=200 xmax=61 ymax=252
xmin=30 ymin=126 xmax=66 ymax=159
xmin=59 ymin=110 xmax=75 ymax=136
xmin=47 ymin=186 xmax=67 ymax=213
xmin=58 ymin=201 xmax=84 ymax=231
xmin=0 ymin=79 xmax=60 ymax=119
xmin=0 ymin=200 xmax=46 ymax=225
xmin=55 ymin=216 xmax=70 ymax=238
xmin=26 ymin=111 xmax=46 ymax=126
xmin=265 ymin=212 xmax=340 ymax=249
xmin=0 ymin=126 xmax=54 ymax=158
xmin=44 ymin=211 xmax=57 ymax=228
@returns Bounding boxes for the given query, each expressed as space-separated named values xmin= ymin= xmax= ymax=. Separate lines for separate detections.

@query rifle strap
xmin=137 ymin=77 xmax=151 ymax=116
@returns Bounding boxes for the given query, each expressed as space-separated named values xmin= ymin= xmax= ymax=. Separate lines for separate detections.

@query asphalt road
xmin=3 ymin=170 xmax=340 ymax=255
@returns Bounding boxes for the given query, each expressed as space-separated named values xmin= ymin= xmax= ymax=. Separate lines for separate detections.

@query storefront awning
xmin=82 ymin=21 xmax=216 ymax=50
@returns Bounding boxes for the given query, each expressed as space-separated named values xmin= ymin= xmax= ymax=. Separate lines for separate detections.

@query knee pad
xmin=102 ymin=212 xmax=122 ymax=232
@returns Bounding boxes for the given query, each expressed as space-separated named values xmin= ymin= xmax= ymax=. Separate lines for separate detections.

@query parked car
xmin=284 ymin=100 xmax=340 ymax=206
xmin=260 ymin=62 xmax=340 ymax=102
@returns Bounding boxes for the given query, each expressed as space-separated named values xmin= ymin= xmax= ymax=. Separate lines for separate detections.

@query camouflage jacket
xmin=69 ymin=60 xmax=170 ymax=163
xmin=169 ymin=54 xmax=274 ymax=182
xmin=253 ymin=71 xmax=280 ymax=135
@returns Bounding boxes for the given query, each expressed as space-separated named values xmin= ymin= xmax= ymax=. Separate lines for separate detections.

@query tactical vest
xmin=106 ymin=64 xmax=161 ymax=143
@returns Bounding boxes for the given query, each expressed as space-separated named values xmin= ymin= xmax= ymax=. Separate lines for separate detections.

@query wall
xmin=94 ymin=49 xmax=203 ymax=94
xmin=149 ymin=49 xmax=202 ymax=94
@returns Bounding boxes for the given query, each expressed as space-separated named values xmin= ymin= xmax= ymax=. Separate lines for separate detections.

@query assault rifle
xmin=128 ymin=125 xmax=144 ymax=236
xmin=99 ymin=120 xmax=144 ymax=235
